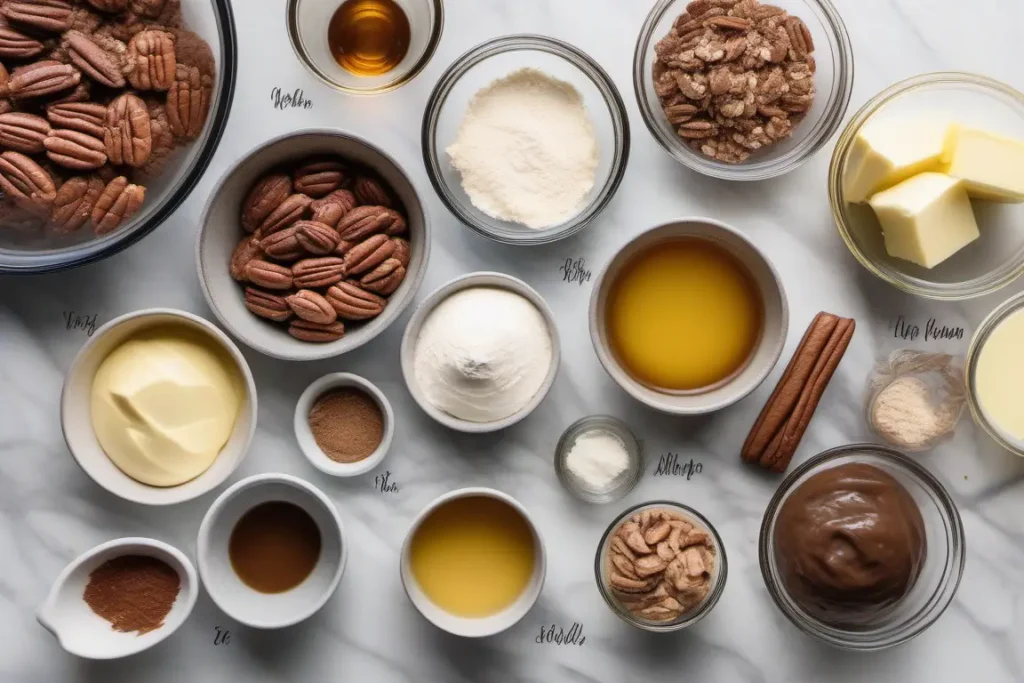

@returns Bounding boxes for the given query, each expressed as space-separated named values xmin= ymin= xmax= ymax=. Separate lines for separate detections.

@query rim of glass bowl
xmin=554 ymin=415 xmax=644 ymax=504
xmin=829 ymin=72 xmax=1024 ymax=300
xmin=286 ymin=0 xmax=444 ymax=95
xmin=633 ymin=0 xmax=853 ymax=180
xmin=0 ymin=0 xmax=238 ymax=274
xmin=758 ymin=443 xmax=966 ymax=651
xmin=965 ymin=291 xmax=1024 ymax=456
xmin=594 ymin=500 xmax=728 ymax=632
xmin=421 ymin=34 xmax=631 ymax=245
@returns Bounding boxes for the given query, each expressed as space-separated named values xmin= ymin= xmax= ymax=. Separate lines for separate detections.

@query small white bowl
xmin=197 ymin=473 xmax=346 ymax=629
xmin=294 ymin=373 xmax=394 ymax=477
xmin=61 ymin=308 xmax=257 ymax=506
xmin=37 ymin=537 xmax=198 ymax=660
xmin=400 ymin=272 xmax=561 ymax=433
xmin=196 ymin=129 xmax=431 ymax=362
xmin=400 ymin=487 xmax=546 ymax=637
xmin=590 ymin=218 xmax=789 ymax=415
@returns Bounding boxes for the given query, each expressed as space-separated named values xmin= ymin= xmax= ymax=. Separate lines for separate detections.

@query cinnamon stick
xmin=741 ymin=312 xmax=855 ymax=473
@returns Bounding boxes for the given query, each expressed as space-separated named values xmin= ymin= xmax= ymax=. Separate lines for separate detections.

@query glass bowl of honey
xmin=589 ymin=218 xmax=789 ymax=415
xmin=287 ymin=0 xmax=443 ymax=94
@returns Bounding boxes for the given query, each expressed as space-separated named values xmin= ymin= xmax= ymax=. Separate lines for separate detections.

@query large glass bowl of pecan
xmin=0 ymin=0 xmax=235 ymax=273
xmin=634 ymin=0 xmax=852 ymax=180
xmin=195 ymin=129 xmax=430 ymax=362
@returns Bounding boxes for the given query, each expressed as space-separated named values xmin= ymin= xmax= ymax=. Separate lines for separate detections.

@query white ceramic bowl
xmin=400 ymin=487 xmax=546 ymax=637
xmin=197 ymin=473 xmax=346 ymax=629
xmin=196 ymin=129 xmax=431 ymax=361
xmin=294 ymin=373 xmax=394 ymax=477
xmin=61 ymin=308 xmax=257 ymax=506
xmin=400 ymin=272 xmax=561 ymax=433
xmin=37 ymin=537 xmax=198 ymax=660
xmin=590 ymin=218 xmax=789 ymax=415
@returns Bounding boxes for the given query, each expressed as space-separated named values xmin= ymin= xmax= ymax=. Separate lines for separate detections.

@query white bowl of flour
xmin=401 ymin=272 xmax=561 ymax=433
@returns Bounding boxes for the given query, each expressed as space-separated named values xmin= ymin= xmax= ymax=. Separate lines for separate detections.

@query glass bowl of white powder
xmin=555 ymin=416 xmax=643 ymax=504
xmin=421 ymin=35 xmax=630 ymax=245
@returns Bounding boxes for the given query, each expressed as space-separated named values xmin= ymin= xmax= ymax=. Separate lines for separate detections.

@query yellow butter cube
xmin=868 ymin=172 xmax=979 ymax=269
xmin=942 ymin=125 xmax=1024 ymax=202
xmin=843 ymin=119 xmax=952 ymax=203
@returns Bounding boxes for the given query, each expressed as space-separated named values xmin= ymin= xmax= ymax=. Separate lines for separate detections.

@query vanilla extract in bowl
xmin=328 ymin=0 xmax=411 ymax=77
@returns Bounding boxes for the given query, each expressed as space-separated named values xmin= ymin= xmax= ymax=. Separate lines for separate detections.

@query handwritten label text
xmin=535 ymin=622 xmax=585 ymax=646
xmin=213 ymin=626 xmax=231 ymax=646
xmin=271 ymin=87 xmax=313 ymax=111
xmin=374 ymin=470 xmax=399 ymax=494
xmin=652 ymin=453 xmax=703 ymax=479
xmin=559 ymin=258 xmax=591 ymax=287
xmin=63 ymin=311 xmax=97 ymax=337
xmin=893 ymin=316 xmax=964 ymax=342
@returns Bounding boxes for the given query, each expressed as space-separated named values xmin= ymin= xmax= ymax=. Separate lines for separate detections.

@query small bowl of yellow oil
xmin=399 ymin=488 xmax=545 ymax=637
xmin=590 ymin=218 xmax=789 ymax=415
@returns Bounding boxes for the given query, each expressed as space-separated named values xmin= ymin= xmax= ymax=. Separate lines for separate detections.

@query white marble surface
xmin=2 ymin=0 xmax=1024 ymax=680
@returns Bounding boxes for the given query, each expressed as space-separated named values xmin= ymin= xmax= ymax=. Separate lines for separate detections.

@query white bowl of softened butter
xmin=61 ymin=308 xmax=257 ymax=506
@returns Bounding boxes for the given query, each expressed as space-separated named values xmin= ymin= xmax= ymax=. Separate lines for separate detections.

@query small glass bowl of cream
xmin=966 ymin=291 xmax=1024 ymax=456
xmin=554 ymin=416 xmax=643 ymax=504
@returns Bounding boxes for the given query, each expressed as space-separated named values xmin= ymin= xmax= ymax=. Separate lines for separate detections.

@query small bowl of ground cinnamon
xmin=36 ymin=537 xmax=197 ymax=660
xmin=294 ymin=373 xmax=394 ymax=477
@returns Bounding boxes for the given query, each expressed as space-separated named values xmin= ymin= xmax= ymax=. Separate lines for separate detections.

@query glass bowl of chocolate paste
xmin=759 ymin=444 xmax=964 ymax=650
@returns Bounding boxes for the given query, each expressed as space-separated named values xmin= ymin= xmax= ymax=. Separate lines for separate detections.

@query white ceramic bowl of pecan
xmin=195 ymin=129 xmax=431 ymax=361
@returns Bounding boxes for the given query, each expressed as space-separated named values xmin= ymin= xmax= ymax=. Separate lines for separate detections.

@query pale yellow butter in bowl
xmin=943 ymin=125 xmax=1024 ymax=202
xmin=91 ymin=326 xmax=244 ymax=487
xmin=843 ymin=119 xmax=951 ymax=204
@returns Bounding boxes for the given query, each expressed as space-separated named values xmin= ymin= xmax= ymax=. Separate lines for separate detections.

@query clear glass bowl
xmin=759 ymin=444 xmax=965 ymax=650
xmin=829 ymin=73 xmax=1024 ymax=300
xmin=554 ymin=415 xmax=643 ymax=504
xmin=595 ymin=501 xmax=728 ymax=632
xmin=0 ymin=0 xmax=237 ymax=274
xmin=633 ymin=0 xmax=853 ymax=180
xmin=965 ymin=291 xmax=1024 ymax=456
xmin=421 ymin=35 xmax=630 ymax=245
xmin=287 ymin=0 xmax=443 ymax=95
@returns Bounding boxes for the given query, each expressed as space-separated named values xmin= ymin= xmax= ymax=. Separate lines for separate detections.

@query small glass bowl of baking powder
xmin=422 ymin=35 xmax=630 ymax=245
xmin=555 ymin=416 xmax=643 ymax=503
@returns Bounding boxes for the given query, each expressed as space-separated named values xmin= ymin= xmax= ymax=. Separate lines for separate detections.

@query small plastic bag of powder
xmin=866 ymin=350 xmax=966 ymax=452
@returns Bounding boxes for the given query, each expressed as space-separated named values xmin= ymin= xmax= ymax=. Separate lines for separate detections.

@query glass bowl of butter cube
xmin=830 ymin=73 xmax=1024 ymax=300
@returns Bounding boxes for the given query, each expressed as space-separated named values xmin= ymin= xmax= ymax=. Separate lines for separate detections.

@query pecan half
xmin=241 ymin=172 xmax=292 ymax=233
xmin=104 ymin=93 xmax=152 ymax=167
xmin=360 ymin=258 xmax=405 ymax=295
xmin=0 ymin=112 xmax=51 ymax=154
xmin=286 ymin=289 xmax=337 ymax=325
xmin=63 ymin=30 xmax=126 ymax=88
xmin=295 ymin=219 xmax=340 ymax=255
xmin=87 ymin=0 xmax=129 ymax=11
xmin=336 ymin=205 xmax=404 ymax=241
xmin=292 ymin=256 xmax=345 ymax=289
xmin=293 ymin=160 xmax=345 ymax=198
xmin=310 ymin=188 xmax=356 ymax=227
xmin=325 ymin=281 xmax=385 ymax=320
xmin=289 ymin=319 xmax=344 ymax=343
xmin=259 ymin=225 xmax=304 ymax=261
xmin=230 ymin=234 xmax=262 ymax=281
xmin=44 ymin=128 xmax=107 ymax=170
xmin=166 ymin=63 xmax=210 ymax=139
xmin=343 ymin=233 xmax=394 ymax=276
xmin=244 ymin=286 xmax=291 ymax=322
xmin=0 ymin=23 xmax=44 ymax=58
xmin=0 ymin=151 xmax=56 ymax=214
xmin=257 ymin=192 xmax=311 ymax=236
xmin=47 ymin=102 xmax=106 ymax=138
xmin=91 ymin=175 xmax=144 ymax=234
xmin=353 ymin=176 xmax=392 ymax=208
xmin=244 ymin=259 xmax=293 ymax=290
xmin=391 ymin=236 xmax=410 ymax=267
xmin=8 ymin=61 xmax=81 ymax=101
xmin=1 ymin=1 xmax=74 ymax=33
xmin=126 ymin=30 xmax=175 ymax=90
xmin=50 ymin=173 xmax=103 ymax=233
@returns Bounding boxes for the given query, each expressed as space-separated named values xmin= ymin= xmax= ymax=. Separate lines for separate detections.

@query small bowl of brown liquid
xmin=197 ymin=473 xmax=346 ymax=629
xmin=287 ymin=0 xmax=444 ymax=94
xmin=590 ymin=218 xmax=789 ymax=415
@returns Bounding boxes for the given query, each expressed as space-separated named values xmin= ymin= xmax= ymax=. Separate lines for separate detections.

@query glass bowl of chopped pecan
xmin=595 ymin=501 xmax=728 ymax=631
xmin=634 ymin=0 xmax=853 ymax=180
xmin=0 ymin=0 xmax=236 ymax=273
